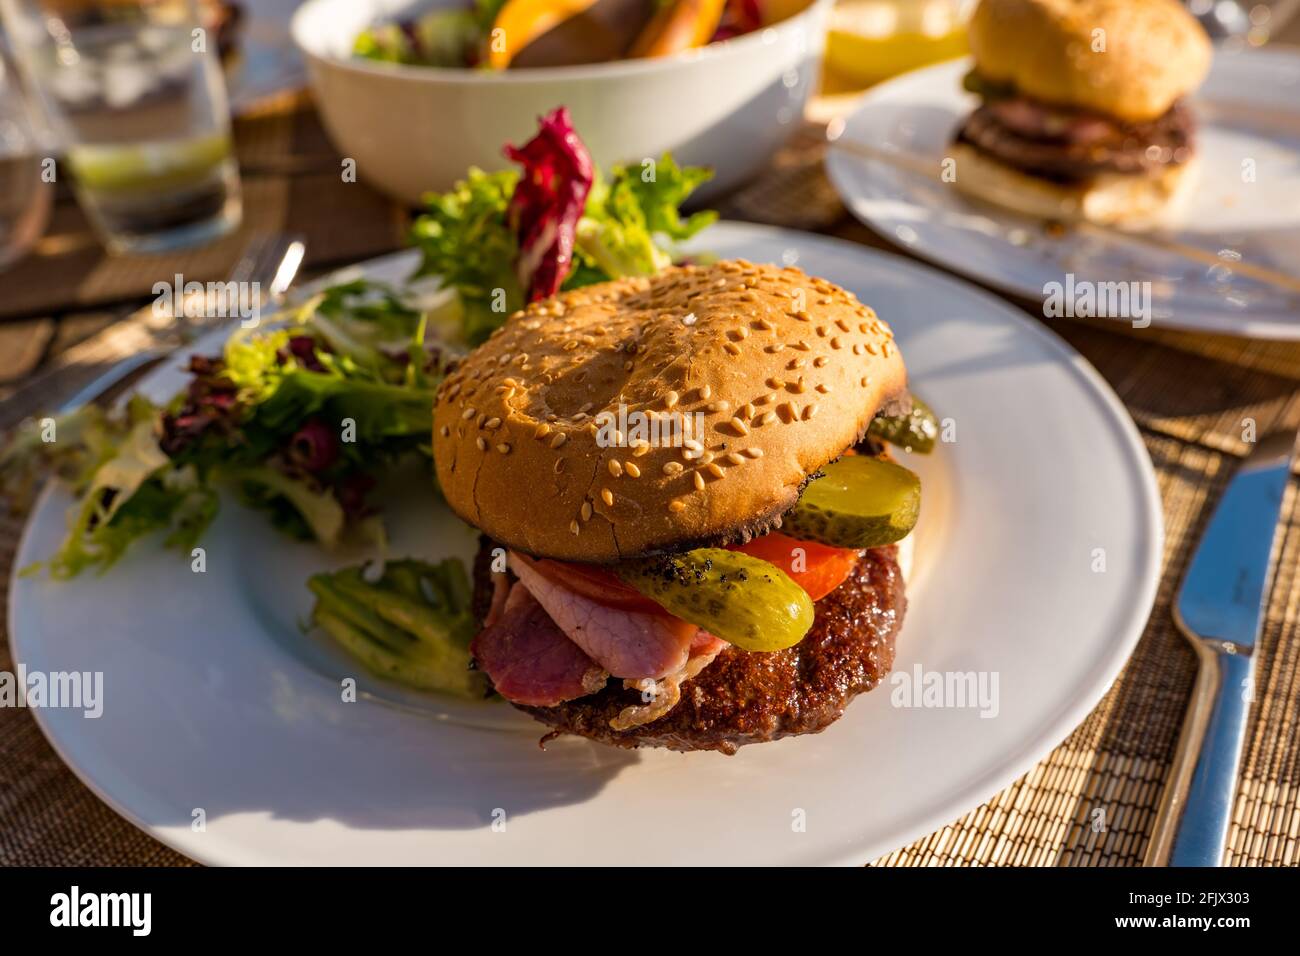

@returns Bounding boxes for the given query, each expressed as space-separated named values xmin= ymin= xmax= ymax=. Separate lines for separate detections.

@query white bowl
xmin=291 ymin=0 xmax=831 ymax=205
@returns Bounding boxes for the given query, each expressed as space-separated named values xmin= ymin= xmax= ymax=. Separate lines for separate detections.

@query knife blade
xmin=1145 ymin=429 xmax=1297 ymax=866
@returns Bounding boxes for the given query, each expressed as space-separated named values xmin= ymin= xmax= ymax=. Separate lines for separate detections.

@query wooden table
xmin=3 ymin=31 xmax=1300 ymax=867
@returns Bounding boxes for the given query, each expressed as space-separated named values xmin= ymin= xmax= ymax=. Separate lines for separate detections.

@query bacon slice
xmin=509 ymin=551 xmax=699 ymax=680
xmin=611 ymin=630 xmax=728 ymax=731
xmin=470 ymin=583 xmax=609 ymax=706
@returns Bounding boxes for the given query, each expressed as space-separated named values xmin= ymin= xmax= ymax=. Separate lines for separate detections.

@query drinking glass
xmin=0 ymin=48 xmax=50 ymax=270
xmin=0 ymin=0 xmax=241 ymax=254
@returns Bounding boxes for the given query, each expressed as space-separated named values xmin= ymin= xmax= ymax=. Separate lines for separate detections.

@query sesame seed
xmin=581 ymin=502 xmax=592 ymax=521
xmin=669 ymin=500 xmax=686 ymax=513
xmin=698 ymin=384 xmax=712 ymax=401
xmin=816 ymin=383 xmax=832 ymax=393
xmin=601 ymin=488 xmax=614 ymax=507
xmin=476 ymin=414 xmax=487 ymax=428
xmin=550 ymin=433 xmax=568 ymax=449
xmin=882 ymin=341 xmax=894 ymax=357
xmin=861 ymin=376 xmax=871 ymax=387
xmin=724 ymin=342 xmax=741 ymax=355
xmin=694 ymin=472 xmax=706 ymax=491
xmin=831 ymin=337 xmax=843 ymax=349
xmin=625 ymin=462 xmax=641 ymax=478
xmin=794 ymin=310 xmax=811 ymax=321
xmin=755 ymin=317 xmax=775 ymax=331
xmin=866 ymin=342 xmax=880 ymax=355
xmin=632 ymin=442 xmax=650 ymax=457
xmin=535 ymin=423 xmax=551 ymax=439
xmin=663 ymin=461 xmax=684 ymax=475
xmin=440 ymin=425 xmax=450 ymax=437
xmin=741 ymin=403 xmax=756 ymax=418
xmin=757 ymin=411 xmax=777 ymax=426
xmin=684 ymin=438 xmax=704 ymax=453
xmin=743 ymin=447 xmax=764 ymax=458
xmin=791 ymin=341 xmax=811 ymax=351
xmin=706 ymin=463 xmax=725 ymax=479
xmin=765 ymin=343 xmax=785 ymax=354
xmin=802 ymin=404 xmax=819 ymax=421
xmin=446 ymin=383 xmax=461 ymax=398
xmin=766 ymin=377 xmax=785 ymax=389
xmin=699 ymin=451 xmax=715 ymax=465
xmin=485 ymin=417 xmax=501 ymax=429
xmin=725 ymin=452 xmax=745 ymax=465
xmin=816 ymin=325 xmax=828 ymax=337
xmin=461 ymin=407 xmax=476 ymax=420
xmin=836 ymin=318 xmax=851 ymax=332
xmin=814 ymin=356 xmax=829 ymax=368
xmin=496 ymin=443 xmax=511 ymax=454
xmin=570 ymin=520 xmax=580 ymax=535
xmin=787 ymin=358 xmax=806 ymax=370
xmin=608 ymin=459 xmax=623 ymax=478
xmin=664 ymin=390 xmax=680 ymax=409
xmin=853 ymin=344 xmax=863 ymax=356
xmin=756 ymin=392 xmax=775 ymax=405
xmin=728 ymin=417 xmax=750 ymax=436
xmin=476 ymin=437 xmax=487 ymax=450
xmin=791 ymin=377 xmax=807 ymax=393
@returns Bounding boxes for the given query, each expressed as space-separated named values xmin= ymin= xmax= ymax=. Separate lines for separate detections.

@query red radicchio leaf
xmin=287 ymin=419 xmax=340 ymax=473
xmin=503 ymin=107 xmax=594 ymax=303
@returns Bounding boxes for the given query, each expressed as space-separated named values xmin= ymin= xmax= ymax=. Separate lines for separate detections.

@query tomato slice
xmin=732 ymin=532 xmax=859 ymax=602
xmin=516 ymin=529 xmax=857 ymax=617
xmin=513 ymin=552 xmax=666 ymax=615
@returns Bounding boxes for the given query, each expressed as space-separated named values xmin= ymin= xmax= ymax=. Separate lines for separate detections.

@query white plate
xmin=825 ymin=50 xmax=1300 ymax=339
xmin=8 ymin=222 xmax=1162 ymax=866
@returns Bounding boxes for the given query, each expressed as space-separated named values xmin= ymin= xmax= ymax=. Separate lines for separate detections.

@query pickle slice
xmin=783 ymin=455 xmax=921 ymax=549
xmin=618 ymin=548 xmax=814 ymax=652
xmin=868 ymin=396 xmax=939 ymax=454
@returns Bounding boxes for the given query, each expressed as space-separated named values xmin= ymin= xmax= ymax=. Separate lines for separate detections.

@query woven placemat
xmin=4 ymin=125 xmax=1300 ymax=868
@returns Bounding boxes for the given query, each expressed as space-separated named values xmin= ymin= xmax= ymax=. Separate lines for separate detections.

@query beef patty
xmin=956 ymin=97 xmax=1196 ymax=183
xmin=471 ymin=540 xmax=907 ymax=755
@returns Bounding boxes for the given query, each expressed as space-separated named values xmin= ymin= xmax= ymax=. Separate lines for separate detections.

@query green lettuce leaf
xmin=410 ymin=167 xmax=523 ymax=344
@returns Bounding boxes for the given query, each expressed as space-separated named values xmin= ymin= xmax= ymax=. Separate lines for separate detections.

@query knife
xmin=1144 ymin=429 xmax=1297 ymax=866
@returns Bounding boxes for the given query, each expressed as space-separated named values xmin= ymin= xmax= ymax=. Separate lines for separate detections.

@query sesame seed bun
xmin=968 ymin=0 xmax=1211 ymax=122
xmin=432 ymin=260 xmax=908 ymax=563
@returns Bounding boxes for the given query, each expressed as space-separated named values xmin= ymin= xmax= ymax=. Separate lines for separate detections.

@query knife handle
xmin=1144 ymin=646 xmax=1253 ymax=866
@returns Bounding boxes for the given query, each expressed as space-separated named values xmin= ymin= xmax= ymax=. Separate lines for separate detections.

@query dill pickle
xmin=868 ymin=396 xmax=939 ymax=454
xmin=783 ymin=455 xmax=920 ymax=549
xmin=618 ymin=548 xmax=814 ymax=652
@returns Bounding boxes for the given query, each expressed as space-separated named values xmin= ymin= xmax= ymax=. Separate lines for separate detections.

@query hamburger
xmin=951 ymin=0 xmax=1211 ymax=226
xmin=433 ymin=260 xmax=931 ymax=753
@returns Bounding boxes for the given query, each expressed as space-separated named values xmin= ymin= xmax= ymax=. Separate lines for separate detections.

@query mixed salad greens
xmin=0 ymin=109 xmax=714 ymax=696
xmin=414 ymin=107 xmax=715 ymax=343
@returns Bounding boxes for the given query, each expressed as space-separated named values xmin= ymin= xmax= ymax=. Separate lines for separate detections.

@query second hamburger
xmin=951 ymin=0 xmax=1212 ymax=226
